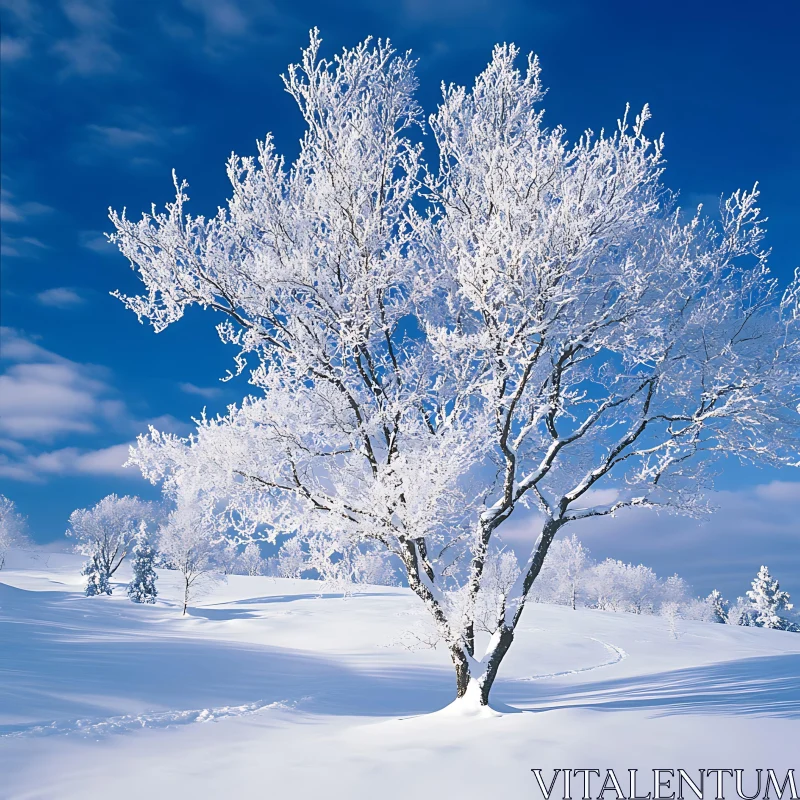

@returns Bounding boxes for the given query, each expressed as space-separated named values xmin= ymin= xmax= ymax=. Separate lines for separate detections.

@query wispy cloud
xmin=0 ymin=327 xmax=122 ymax=441
xmin=0 ymin=329 xmax=193 ymax=482
xmin=36 ymin=287 xmax=85 ymax=308
xmin=0 ymin=234 xmax=48 ymax=258
xmin=0 ymin=35 xmax=30 ymax=62
xmin=0 ymin=186 xmax=53 ymax=223
xmin=181 ymin=0 xmax=249 ymax=37
xmin=78 ymin=229 xmax=115 ymax=254
xmin=179 ymin=381 xmax=222 ymax=399
xmin=159 ymin=0 xmax=290 ymax=56
xmin=85 ymin=123 xmax=158 ymax=148
xmin=52 ymin=0 xmax=122 ymax=77
xmin=0 ymin=441 xmax=138 ymax=482
xmin=77 ymin=114 xmax=191 ymax=168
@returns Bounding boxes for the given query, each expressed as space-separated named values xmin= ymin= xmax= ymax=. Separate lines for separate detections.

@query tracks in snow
xmin=0 ymin=699 xmax=302 ymax=740
xmin=515 ymin=637 xmax=627 ymax=682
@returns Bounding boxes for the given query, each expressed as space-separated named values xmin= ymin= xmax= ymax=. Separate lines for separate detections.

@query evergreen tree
xmin=707 ymin=589 xmax=729 ymax=623
xmin=127 ymin=522 xmax=158 ymax=604
xmin=82 ymin=554 xmax=111 ymax=596
xmin=746 ymin=566 xmax=794 ymax=630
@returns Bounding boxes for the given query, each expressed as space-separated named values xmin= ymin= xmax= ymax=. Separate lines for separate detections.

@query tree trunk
xmin=182 ymin=577 xmax=189 ymax=615
xmin=450 ymin=625 xmax=515 ymax=706
xmin=453 ymin=516 xmax=564 ymax=707
xmin=453 ymin=646 xmax=471 ymax=698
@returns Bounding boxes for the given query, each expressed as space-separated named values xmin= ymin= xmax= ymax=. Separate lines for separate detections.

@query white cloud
xmin=86 ymin=124 xmax=157 ymax=148
xmin=0 ymin=186 xmax=53 ymax=223
xmin=78 ymin=230 xmax=114 ymax=254
xmin=0 ymin=361 xmax=107 ymax=439
xmin=0 ymin=327 xmax=118 ymax=442
xmin=0 ymin=442 xmax=138 ymax=482
xmin=78 ymin=117 xmax=190 ymax=168
xmin=0 ymin=327 xmax=66 ymax=363
xmin=0 ymin=234 xmax=48 ymax=258
xmin=0 ymin=35 xmax=30 ymax=62
xmin=36 ymin=287 xmax=85 ymax=308
xmin=181 ymin=0 xmax=249 ymax=37
xmin=179 ymin=381 xmax=222 ymax=399
xmin=0 ymin=329 xmax=194 ymax=481
xmin=52 ymin=0 xmax=122 ymax=76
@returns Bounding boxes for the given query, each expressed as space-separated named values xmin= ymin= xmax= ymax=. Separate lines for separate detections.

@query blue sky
xmin=1 ymin=0 xmax=798 ymax=597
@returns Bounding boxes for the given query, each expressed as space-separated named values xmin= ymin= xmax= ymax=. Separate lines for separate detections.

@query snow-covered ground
xmin=1 ymin=550 xmax=798 ymax=799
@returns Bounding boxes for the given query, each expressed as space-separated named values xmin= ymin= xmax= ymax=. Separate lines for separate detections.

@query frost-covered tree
xmin=82 ymin=554 xmax=111 ymax=596
xmin=707 ymin=589 xmax=729 ymax=623
xmin=588 ymin=559 xmax=660 ymax=614
xmin=158 ymin=498 xmax=220 ymax=615
xmin=0 ymin=494 xmax=28 ymax=570
xmin=728 ymin=596 xmax=757 ymax=627
xmin=276 ymin=532 xmax=396 ymax=592
xmin=127 ymin=522 xmax=159 ymax=603
xmin=275 ymin=537 xmax=306 ymax=579
xmin=238 ymin=541 xmax=267 ymax=577
xmin=537 ymin=534 xmax=591 ymax=609
xmin=218 ymin=541 xmax=241 ymax=576
xmin=112 ymin=33 xmax=800 ymax=706
xmin=746 ymin=566 xmax=795 ymax=630
xmin=661 ymin=575 xmax=690 ymax=608
xmin=67 ymin=494 xmax=156 ymax=594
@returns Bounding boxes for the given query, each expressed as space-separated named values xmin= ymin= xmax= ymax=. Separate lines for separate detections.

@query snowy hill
xmin=1 ymin=550 xmax=798 ymax=799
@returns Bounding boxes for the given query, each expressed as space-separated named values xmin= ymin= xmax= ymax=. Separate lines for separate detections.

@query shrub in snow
xmin=706 ymin=589 xmax=729 ymax=623
xmin=746 ymin=565 xmax=795 ymax=631
xmin=82 ymin=554 xmax=111 ymax=596
xmin=67 ymin=494 xmax=156 ymax=594
xmin=113 ymin=32 xmax=800 ymax=706
xmin=0 ymin=494 xmax=29 ymax=570
xmin=127 ymin=523 xmax=159 ymax=604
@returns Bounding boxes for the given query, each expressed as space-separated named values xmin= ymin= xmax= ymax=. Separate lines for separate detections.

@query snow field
xmin=1 ymin=551 xmax=798 ymax=799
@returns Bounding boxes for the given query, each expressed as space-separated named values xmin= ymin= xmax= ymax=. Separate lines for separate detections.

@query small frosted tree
xmin=707 ymin=589 xmax=729 ymax=623
xmin=0 ymin=494 xmax=28 ymax=570
xmin=276 ymin=537 xmax=307 ymax=579
xmin=113 ymin=33 xmax=800 ymax=706
xmin=82 ymin=554 xmax=111 ymax=596
xmin=238 ymin=541 xmax=267 ymax=577
xmin=158 ymin=499 xmax=220 ymax=615
xmin=537 ymin=534 xmax=591 ymax=609
xmin=67 ymin=494 xmax=156 ymax=594
xmin=661 ymin=575 xmax=690 ymax=607
xmin=746 ymin=566 xmax=794 ymax=630
xmin=728 ymin=596 xmax=756 ymax=626
xmin=127 ymin=522 xmax=159 ymax=603
xmin=218 ymin=541 xmax=241 ymax=575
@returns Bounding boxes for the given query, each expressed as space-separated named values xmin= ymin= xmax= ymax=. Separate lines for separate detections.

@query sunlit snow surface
xmin=1 ymin=550 xmax=798 ymax=799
